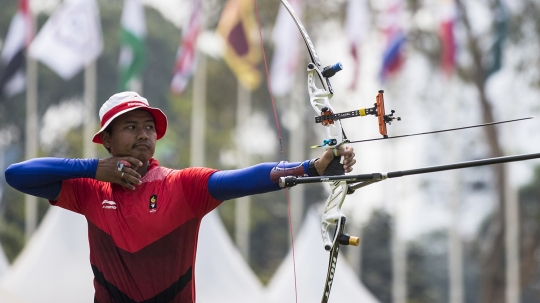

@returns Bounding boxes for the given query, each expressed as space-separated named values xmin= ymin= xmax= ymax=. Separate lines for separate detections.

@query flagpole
xmin=83 ymin=61 xmax=97 ymax=159
xmin=190 ymin=52 xmax=206 ymax=167
xmin=235 ymin=81 xmax=251 ymax=259
xmin=24 ymin=45 xmax=38 ymax=241
xmin=505 ymin=166 xmax=519 ymax=303
xmin=446 ymin=76 xmax=464 ymax=303
xmin=24 ymin=6 xmax=38 ymax=241
xmin=389 ymin=83 xmax=407 ymax=303
xmin=288 ymin=63 xmax=306 ymax=238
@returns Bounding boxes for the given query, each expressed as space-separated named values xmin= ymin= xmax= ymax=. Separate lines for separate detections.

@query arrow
xmin=347 ymin=116 xmax=534 ymax=144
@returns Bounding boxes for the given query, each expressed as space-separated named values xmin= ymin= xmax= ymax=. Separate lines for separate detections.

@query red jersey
xmin=51 ymin=159 xmax=221 ymax=303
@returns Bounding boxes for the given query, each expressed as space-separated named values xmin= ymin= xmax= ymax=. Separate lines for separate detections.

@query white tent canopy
xmin=0 ymin=242 xmax=10 ymax=279
xmin=195 ymin=210 xmax=267 ymax=303
xmin=0 ymin=206 xmax=267 ymax=303
xmin=266 ymin=209 xmax=380 ymax=303
xmin=0 ymin=286 xmax=29 ymax=303
xmin=0 ymin=207 xmax=95 ymax=303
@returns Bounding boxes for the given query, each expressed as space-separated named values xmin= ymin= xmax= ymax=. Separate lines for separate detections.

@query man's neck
xmin=136 ymin=160 xmax=151 ymax=177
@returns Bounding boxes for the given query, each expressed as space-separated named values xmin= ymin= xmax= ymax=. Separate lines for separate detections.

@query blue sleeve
xmin=4 ymin=158 xmax=98 ymax=200
xmin=207 ymin=161 xmax=310 ymax=201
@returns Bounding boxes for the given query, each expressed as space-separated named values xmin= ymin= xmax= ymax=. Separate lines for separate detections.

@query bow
xmin=274 ymin=1 xmax=363 ymax=302
xmin=266 ymin=1 xmax=540 ymax=302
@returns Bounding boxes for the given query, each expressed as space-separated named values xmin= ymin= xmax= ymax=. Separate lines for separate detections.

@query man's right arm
xmin=4 ymin=158 xmax=98 ymax=201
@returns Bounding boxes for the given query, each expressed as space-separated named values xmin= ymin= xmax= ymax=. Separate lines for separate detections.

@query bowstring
xmin=253 ymin=1 xmax=298 ymax=301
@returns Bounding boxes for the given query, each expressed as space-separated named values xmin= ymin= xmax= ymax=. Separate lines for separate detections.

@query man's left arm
xmin=208 ymin=146 xmax=355 ymax=201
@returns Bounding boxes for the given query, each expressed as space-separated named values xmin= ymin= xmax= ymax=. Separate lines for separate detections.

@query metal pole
xmin=447 ymin=79 xmax=463 ymax=303
xmin=505 ymin=165 xmax=520 ymax=303
xmin=288 ymin=67 xmax=305 ymax=237
xmin=24 ymin=44 xmax=38 ymax=241
xmin=190 ymin=53 xmax=206 ymax=167
xmin=235 ymin=82 xmax=251 ymax=259
xmin=83 ymin=61 xmax=97 ymax=159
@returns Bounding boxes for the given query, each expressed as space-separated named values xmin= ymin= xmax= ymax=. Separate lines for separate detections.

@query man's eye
xmin=146 ymin=125 xmax=154 ymax=130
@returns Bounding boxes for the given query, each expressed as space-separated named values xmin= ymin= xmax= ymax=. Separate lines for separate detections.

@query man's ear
xmin=101 ymin=131 xmax=111 ymax=149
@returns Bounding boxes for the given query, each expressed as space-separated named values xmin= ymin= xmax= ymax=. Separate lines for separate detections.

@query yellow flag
xmin=216 ymin=0 xmax=262 ymax=91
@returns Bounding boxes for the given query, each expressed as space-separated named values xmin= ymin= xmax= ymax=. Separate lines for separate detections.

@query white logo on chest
xmin=102 ymin=200 xmax=117 ymax=210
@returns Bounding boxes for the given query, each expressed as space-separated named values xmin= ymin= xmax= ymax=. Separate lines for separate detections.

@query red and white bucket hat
xmin=92 ymin=92 xmax=168 ymax=144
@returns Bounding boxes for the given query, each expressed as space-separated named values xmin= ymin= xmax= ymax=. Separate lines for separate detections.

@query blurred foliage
xmin=1 ymin=0 xmax=540 ymax=302
xmin=361 ymin=209 xmax=392 ymax=302
xmin=0 ymin=0 xmax=329 ymax=283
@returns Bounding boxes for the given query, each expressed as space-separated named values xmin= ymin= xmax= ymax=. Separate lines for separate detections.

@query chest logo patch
xmin=149 ymin=194 xmax=158 ymax=213
xmin=102 ymin=200 xmax=117 ymax=210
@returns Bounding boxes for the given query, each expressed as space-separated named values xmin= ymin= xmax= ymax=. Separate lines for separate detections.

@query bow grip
xmin=322 ymin=151 xmax=345 ymax=176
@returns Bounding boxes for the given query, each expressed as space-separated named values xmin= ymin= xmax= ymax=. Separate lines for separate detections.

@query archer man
xmin=5 ymin=91 xmax=355 ymax=302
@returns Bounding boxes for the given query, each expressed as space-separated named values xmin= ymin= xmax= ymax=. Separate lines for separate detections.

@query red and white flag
xmin=346 ymin=0 xmax=369 ymax=90
xmin=439 ymin=0 xmax=456 ymax=76
xmin=170 ymin=0 xmax=202 ymax=95
xmin=269 ymin=0 xmax=302 ymax=97
xmin=0 ymin=0 xmax=32 ymax=97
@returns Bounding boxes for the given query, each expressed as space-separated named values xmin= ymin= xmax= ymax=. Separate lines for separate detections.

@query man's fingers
xmin=122 ymin=167 xmax=142 ymax=179
xmin=119 ymin=178 xmax=136 ymax=190
xmin=123 ymin=157 xmax=143 ymax=168
xmin=117 ymin=157 xmax=143 ymax=171
xmin=334 ymin=146 xmax=354 ymax=156
xmin=120 ymin=168 xmax=142 ymax=184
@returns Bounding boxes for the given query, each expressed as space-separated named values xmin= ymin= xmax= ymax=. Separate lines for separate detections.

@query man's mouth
xmin=133 ymin=143 xmax=151 ymax=149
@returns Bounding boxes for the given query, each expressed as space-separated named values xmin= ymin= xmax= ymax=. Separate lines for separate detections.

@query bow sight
xmin=314 ymin=90 xmax=401 ymax=140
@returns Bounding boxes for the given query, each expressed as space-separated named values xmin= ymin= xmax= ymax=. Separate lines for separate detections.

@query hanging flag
xmin=29 ymin=0 xmax=103 ymax=80
xmin=487 ymin=0 xmax=507 ymax=77
xmin=216 ymin=0 xmax=262 ymax=91
xmin=380 ymin=0 xmax=406 ymax=81
xmin=118 ymin=0 xmax=146 ymax=92
xmin=170 ymin=0 xmax=202 ymax=95
xmin=0 ymin=0 xmax=32 ymax=97
xmin=119 ymin=0 xmax=146 ymax=92
xmin=346 ymin=0 xmax=369 ymax=90
xmin=439 ymin=0 xmax=456 ymax=76
xmin=269 ymin=0 xmax=302 ymax=97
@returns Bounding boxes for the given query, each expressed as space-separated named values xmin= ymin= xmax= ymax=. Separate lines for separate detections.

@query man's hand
xmin=95 ymin=157 xmax=143 ymax=190
xmin=314 ymin=146 xmax=356 ymax=175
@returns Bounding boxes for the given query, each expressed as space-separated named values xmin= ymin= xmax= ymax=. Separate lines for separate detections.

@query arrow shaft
xmin=348 ymin=116 xmax=534 ymax=144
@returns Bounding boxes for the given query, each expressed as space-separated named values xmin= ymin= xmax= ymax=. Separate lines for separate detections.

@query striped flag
xmin=269 ymin=0 xmax=302 ymax=97
xmin=439 ymin=0 xmax=456 ymax=76
xmin=0 ymin=0 xmax=32 ymax=97
xmin=119 ymin=0 xmax=146 ymax=92
xmin=346 ymin=0 xmax=369 ymax=90
xmin=380 ymin=0 xmax=406 ymax=81
xmin=216 ymin=0 xmax=262 ymax=91
xmin=170 ymin=0 xmax=202 ymax=95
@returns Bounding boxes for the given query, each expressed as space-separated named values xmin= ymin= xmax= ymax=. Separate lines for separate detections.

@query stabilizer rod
xmin=279 ymin=152 xmax=540 ymax=188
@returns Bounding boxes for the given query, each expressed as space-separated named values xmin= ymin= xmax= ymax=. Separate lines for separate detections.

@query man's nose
xmin=136 ymin=127 xmax=149 ymax=140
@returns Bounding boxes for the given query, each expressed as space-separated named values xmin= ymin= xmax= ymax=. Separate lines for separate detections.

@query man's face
xmin=101 ymin=109 xmax=157 ymax=163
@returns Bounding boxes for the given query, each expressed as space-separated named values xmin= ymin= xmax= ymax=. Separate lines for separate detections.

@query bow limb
xmin=308 ymin=63 xmax=345 ymax=147
xmin=321 ymin=181 xmax=348 ymax=250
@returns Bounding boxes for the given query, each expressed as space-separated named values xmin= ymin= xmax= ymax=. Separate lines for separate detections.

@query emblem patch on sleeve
xmin=149 ymin=194 xmax=158 ymax=213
